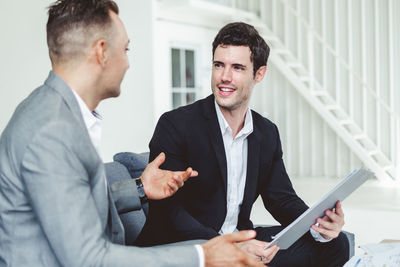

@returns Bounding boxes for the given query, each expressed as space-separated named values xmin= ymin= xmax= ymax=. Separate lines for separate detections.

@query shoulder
xmin=3 ymin=84 xmax=83 ymax=161
xmin=158 ymin=97 xmax=209 ymax=126
xmin=251 ymin=109 xmax=279 ymax=136
xmin=24 ymin=85 xmax=76 ymax=131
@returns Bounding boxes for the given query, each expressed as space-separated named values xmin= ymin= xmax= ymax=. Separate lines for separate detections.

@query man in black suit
xmin=139 ymin=22 xmax=349 ymax=266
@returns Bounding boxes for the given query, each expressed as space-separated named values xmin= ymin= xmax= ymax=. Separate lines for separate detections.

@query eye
xmin=214 ymin=62 xmax=223 ymax=68
xmin=233 ymin=65 xmax=245 ymax=71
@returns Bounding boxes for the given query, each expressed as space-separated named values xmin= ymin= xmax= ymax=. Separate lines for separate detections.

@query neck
xmin=219 ymin=104 xmax=248 ymax=138
xmin=53 ymin=65 xmax=101 ymax=111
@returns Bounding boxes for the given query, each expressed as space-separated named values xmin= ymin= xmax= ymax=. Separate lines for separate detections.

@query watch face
xmin=136 ymin=179 xmax=148 ymax=203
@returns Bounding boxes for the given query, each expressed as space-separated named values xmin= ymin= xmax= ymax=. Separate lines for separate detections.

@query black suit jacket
xmin=137 ymin=95 xmax=308 ymax=245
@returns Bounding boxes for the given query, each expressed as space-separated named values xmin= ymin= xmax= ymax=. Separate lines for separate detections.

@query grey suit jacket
xmin=0 ymin=72 xmax=198 ymax=266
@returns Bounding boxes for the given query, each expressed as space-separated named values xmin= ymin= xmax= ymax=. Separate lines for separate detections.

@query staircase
xmin=252 ymin=1 xmax=399 ymax=184
xmin=264 ymin=33 xmax=396 ymax=183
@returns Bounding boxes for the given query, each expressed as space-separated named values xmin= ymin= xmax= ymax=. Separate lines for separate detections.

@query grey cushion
xmin=343 ymin=230 xmax=355 ymax=258
xmin=104 ymin=161 xmax=147 ymax=245
xmin=113 ymin=152 xmax=149 ymax=178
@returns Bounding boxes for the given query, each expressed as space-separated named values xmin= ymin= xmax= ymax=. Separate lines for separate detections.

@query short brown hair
xmin=47 ymin=0 xmax=119 ymax=64
xmin=212 ymin=22 xmax=270 ymax=76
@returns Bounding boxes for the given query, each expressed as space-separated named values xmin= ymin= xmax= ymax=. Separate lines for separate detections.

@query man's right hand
xmin=202 ymin=230 xmax=278 ymax=267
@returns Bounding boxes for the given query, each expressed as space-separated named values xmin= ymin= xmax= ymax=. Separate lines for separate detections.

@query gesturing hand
xmin=140 ymin=152 xmax=198 ymax=200
xmin=202 ymin=230 xmax=277 ymax=267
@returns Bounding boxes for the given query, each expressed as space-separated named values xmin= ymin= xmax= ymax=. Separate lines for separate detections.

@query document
xmin=343 ymin=241 xmax=400 ymax=267
xmin=264 ymin=168 xmax=374 ymax=250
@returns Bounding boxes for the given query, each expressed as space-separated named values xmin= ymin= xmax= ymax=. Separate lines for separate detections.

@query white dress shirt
xmin=215 ymin=101 xmax=330 ymax=243
xmin=215 ymin=101 xmax=253 ymax=234
xmin=71 ymin=91 xmax=102 ymax=157
xmin=72 ymin=90 xmax=108 ymax=198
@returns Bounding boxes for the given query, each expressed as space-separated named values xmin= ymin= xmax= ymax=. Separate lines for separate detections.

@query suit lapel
xmin=242 ymin=116 xmax=261 ymax=208
xmin=44 ymin=71 xmax=110 ymax=230
xmin=202 ymin=95 xmax=228 ymax=193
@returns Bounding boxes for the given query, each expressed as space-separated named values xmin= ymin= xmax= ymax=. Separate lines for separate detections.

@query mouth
xmin=217 ymin=85 xmax=236 ymax=96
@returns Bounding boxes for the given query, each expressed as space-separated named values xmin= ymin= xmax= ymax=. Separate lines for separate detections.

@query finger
xmin=152 ymin=152 xmax=166 ymax=168
xmin=321 ymin=215 xmax=329 ymax=221
xmin=317 ymin=217 xmax=335 ymax=230
xmin=164 ymin=187 xmax=173 ymax=197
xmin=324 ymin=209 xmax=339 ymax=222
xmin=242 ymin=253 xmax=266 ymax=267
xmin=172 ymin=168 xmax=199 ymax=182
xmin=312 ymin=222 xmax=339 ymax=238
xmin=312 ymin=225 xmax=337 ymax=238
xmin=184 ymin=168 xmax=199 ymax=179
xmin=245 ymin=239 xmax=268 ymax=248
xmin=167 ymin=180 xmax=179 ymax=192
xmin=223 ymin=230 xmax=257 ymax=243
xmin=172 ymin=168 xmax=192 ymax=183
xmin=263 ymin=245 xmax=279 ymax=264
xmin=182 ymin=168 xmax=193 ymax=182
xmin=314 ymin=216 xmax=329 ymax=227
xmin=335 ymin=201 xmax=344 ymax=217
xmin=172 ymin=175 xmax=184 ymax=187
xmin=255 ymin=243 xmax=277 ymax=259
xmin=189 ymin=169 xmax=198 ymax=177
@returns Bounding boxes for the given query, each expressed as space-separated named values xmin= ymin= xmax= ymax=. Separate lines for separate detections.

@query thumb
xmin=223 ymin=230 xmax=257 ymax=243
xmin=152 ymin=152 xmax=166 ymax=168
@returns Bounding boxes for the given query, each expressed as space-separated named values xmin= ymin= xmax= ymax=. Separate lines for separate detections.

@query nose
xmin=221 ymin=67 xmax=232 ymax=83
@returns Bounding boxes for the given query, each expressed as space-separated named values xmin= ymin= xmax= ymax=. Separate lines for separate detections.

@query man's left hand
xmin=140 ymin=152 xmax=198 ymax=200
xmin=311 ymin=201 xmax=345 ymax=239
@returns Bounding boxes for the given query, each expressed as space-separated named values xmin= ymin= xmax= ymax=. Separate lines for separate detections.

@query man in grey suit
xmin=0 ymin=0 xmax=276 ymax=266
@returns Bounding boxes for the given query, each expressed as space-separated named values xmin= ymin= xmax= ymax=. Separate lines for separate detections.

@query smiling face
xmin=211 ymin=45 xmax=266 ymax=113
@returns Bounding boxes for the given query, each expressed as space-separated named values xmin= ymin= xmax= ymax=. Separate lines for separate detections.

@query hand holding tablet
xmin=264 ymin=168 xmax=373 ymax=250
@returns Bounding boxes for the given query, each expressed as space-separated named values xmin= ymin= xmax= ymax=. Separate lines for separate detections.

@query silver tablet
xmin=264 ymin=168 xmax=374 ymax=250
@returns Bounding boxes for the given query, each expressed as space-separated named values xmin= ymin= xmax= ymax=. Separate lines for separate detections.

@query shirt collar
xmin=71 ymin=90 xmax=102 ymax=130
xmin=214 ymin=100 xmax=253 ymax=139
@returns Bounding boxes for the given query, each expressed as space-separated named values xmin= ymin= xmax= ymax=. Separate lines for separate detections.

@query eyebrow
xmin=232 ymin=63 xmax=246 ymax=69
xmin=213 ymin=61 xmax=246 ymax=69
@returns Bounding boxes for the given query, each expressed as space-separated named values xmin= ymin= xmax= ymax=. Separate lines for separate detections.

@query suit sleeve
xmin=148 ymin=114 xmax=219 ymax=240
xmin=104 ymin=161 xmax=146 ymax=215
xmin=259 ymin=124 xmax=309 ymax=226
xmin=21 ymin=120 xmax=199 ymax=267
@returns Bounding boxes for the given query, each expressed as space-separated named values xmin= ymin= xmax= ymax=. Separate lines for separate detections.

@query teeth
xmin=220 ymin=87 xmax=234 ymax=92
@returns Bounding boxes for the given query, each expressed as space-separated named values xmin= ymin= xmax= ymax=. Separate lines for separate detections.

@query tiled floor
xmin=250 ymin=177 xmax=400 ymax=255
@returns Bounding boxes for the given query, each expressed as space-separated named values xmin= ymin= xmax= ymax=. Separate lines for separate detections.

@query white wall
xmin=0 ymin=0 xmax=51 ymax=132
xmin=153 ymin=19 xmax=217 ymax=121
xmin=99 ymin=0 xmax=156 ymax=161
xmin=0 ymin=0 xmax=156 ymax=162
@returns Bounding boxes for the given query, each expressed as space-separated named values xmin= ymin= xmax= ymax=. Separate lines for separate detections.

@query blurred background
xmin=1 ymin=0 xmax=399 ymax=254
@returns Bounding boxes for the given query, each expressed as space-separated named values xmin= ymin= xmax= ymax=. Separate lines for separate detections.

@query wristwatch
xmin=135 ymin=178 xmax=148 ymax=205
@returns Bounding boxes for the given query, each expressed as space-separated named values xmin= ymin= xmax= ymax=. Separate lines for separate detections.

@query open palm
xmin=140 ymin=152 xmax=198 ymax=200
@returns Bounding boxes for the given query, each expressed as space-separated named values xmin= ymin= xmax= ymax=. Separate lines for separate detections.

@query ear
xmin=93 ymin=38 xmax=108 ymax=67
xmin=254 ymin=66 xmax=267 ymax=83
